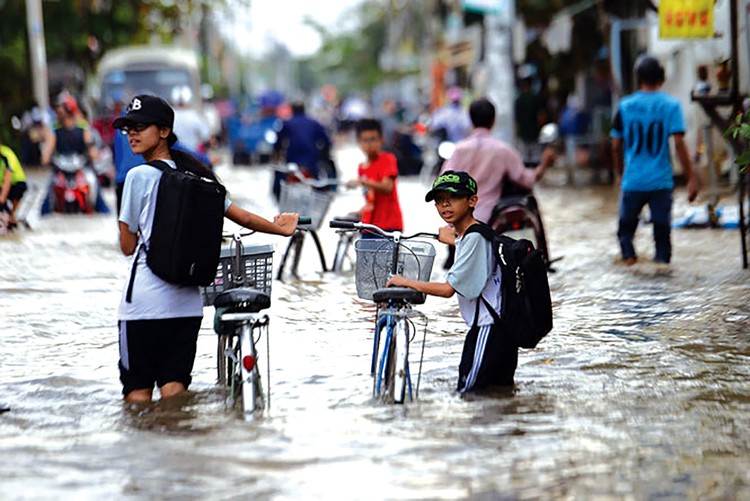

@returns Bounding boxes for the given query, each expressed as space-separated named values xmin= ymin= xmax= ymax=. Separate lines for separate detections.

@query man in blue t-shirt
xmin=610 ymin=55 xmax=699 ymax=265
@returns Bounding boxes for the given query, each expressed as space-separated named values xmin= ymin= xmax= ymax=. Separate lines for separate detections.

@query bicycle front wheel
xmin=381 ymin=318 xmax=409 ymax=404
xmin=277 ymin=231 xmax=305 ymax=280
xmin=331 ymin=233 xmax=353 ymax=272
xmin=392 ymin=318 xmax=410 ymax=404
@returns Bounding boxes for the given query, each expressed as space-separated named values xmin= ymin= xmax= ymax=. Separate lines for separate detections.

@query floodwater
xmin=1 ymin=144 xmax=749 ymax=500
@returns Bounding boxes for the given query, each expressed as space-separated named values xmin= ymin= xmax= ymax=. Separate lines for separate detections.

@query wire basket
xmin=200 ymin=243 xmax=274 ymax=307
xmin=354 ymin=238 xmax=436 ymax=301
xmin=278 ymin=180 xmax=333 ymax=230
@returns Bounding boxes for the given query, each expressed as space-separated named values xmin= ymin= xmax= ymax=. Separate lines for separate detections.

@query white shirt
xmin=446 ymin=231 xmax=503 ymax=327
xmin=118 ymin=160 xmax=230 ymax=320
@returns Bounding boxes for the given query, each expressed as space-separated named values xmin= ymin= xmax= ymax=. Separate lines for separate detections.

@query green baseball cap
xmin=425 ymin=170 xmax=478 ymax=202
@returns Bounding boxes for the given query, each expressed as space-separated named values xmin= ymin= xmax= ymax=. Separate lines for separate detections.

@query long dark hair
xmin=169 ymin=147 xmax=220 ymax=183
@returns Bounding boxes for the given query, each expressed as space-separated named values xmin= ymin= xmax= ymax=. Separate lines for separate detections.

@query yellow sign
xmin=659 ymin=0 xmax=714 ymax=39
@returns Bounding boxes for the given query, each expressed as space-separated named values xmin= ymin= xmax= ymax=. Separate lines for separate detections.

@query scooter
xmin=51 ymin=153 xmax=98 ymax=214
xmin=419 ymin=127 xmax=456 ymax=185
xmin=487 ymin=123 xmax=560 ymax=269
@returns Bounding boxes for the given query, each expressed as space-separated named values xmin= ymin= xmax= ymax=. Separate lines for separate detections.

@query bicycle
xmin=199 ymin=230 xmax=275 ymax=418
xmin=275 ymin=163 xmax=337 ymax=280
xmin=329 ymin=212 xmax=361 ymax=273
xmin=329 ymin=220 xmax=437 ymax=404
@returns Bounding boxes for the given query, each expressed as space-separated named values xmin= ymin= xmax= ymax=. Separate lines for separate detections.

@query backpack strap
xmin=125 ymin=160 xmax=169 ymax=303
xmin=463 ymin=221 xmax=495 ymax=241
xmin=472 ymin=294 xmax=502 ymax=328
xmin=125 ymin=242 xmax=144 ymax=303
xmin=146 ymin=159 xmax=171 ymax=172
xmin=465 ymin=222 xmax=503 ymax=328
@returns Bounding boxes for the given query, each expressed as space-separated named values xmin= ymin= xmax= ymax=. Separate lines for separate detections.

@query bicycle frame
xmin=275 ymin=163 xmax=338 ymax=280
xmin=371 ymin=304 xmax=429 ymax=403
xmin=276 ymin=227 xmax=329 ymax=279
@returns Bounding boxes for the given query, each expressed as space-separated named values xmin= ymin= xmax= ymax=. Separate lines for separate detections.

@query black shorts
xmin=457 ymin=322 xmax=518 ymax=392
xmin=118 ymin=317 xmax=202 ymax=396
xmin=9 ymin=181 xmax=27 ymax=202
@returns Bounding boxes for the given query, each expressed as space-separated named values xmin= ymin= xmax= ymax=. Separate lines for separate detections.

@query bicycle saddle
xmin=214 ymin=288 xmax=271 ymax=312
xmin=372 ymin=287 xmax=426 ymax=305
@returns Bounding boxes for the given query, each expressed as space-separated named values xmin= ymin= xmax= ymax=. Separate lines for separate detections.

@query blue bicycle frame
xmin=372 ymin=303 xmax=418 ymax=401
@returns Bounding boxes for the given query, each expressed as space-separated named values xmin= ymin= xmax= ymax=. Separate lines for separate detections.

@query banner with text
xmin=659 ymin=0 xmax=714 ymax=39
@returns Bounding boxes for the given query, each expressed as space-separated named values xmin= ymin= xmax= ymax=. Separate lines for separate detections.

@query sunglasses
xmin=121 ymin=123 xmax=152 ymax=133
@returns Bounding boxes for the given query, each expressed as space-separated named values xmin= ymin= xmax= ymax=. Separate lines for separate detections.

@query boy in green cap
xmin=387 ymin=170 xmax=517 ymax=392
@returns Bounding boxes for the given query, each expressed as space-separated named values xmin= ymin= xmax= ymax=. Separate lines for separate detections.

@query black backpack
xmin=464 ymin=222 xmax=552 ymax=349
xmin=126 ymin=159 xmax=226 ymax=302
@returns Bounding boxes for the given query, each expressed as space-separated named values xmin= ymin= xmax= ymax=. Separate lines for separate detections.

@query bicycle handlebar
xmin=329 ymin=220 xmax=438 ymax=241
xmin=223 ymin=229 xmax=254 ymax=239
xmin=274 ymin=163 xmax=339 ymax=189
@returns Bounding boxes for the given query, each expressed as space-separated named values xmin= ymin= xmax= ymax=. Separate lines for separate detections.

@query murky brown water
xmin=1 ymin=145 xmax=749 ymax=500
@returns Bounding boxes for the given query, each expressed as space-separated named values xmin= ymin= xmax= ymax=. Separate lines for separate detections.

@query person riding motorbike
xmin=272 ymin=100 xmax=333 ymax=200
xmin=427 ymin=86 xmax=472 ymax=144
xmin=441 ymin=97 xmax=555 ymax=223
xmin=39 ymin=93 xmax=110 ymax=214
xmin=427 ymin=86 xmax=471 ymax=176
xmin=439 ymin=97 xmax=556 ymax=268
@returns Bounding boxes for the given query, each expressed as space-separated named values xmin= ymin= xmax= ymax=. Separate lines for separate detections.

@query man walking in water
xmin=610 ymin=55 xmax=699 ymax=266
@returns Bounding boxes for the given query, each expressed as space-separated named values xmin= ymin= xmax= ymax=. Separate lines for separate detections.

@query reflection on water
xmin=1 ymin=154 xmax=749 ymax=499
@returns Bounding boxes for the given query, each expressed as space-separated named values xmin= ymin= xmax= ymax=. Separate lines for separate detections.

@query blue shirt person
xmin=610 ymin=55 xmax=698 ymax=265
xmin=273 ymin=101 xmax=332 ymax=200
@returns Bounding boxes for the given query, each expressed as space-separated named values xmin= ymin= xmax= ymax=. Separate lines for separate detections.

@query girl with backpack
xmin=114 ymin=95 xmax=300 ymax=404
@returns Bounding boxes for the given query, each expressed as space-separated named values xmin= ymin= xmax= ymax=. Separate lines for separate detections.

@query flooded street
xmin=2 ymin=144 xmax=749 ymax=500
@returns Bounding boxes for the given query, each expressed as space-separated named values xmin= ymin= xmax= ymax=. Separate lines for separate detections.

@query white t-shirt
xmin=173 ymin=108 xmax=210 ymax=151
xmin=118 ymin=160 xmax=230 ymax=320
xmin=446 ymin=231 xmax=503 ymax=327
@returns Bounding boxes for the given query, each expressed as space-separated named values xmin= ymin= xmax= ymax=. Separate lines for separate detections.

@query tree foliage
xmin=299 ymin=0 xmax=428 ymax=96
xmin=0 ymin=0 xmax=216 ymax=146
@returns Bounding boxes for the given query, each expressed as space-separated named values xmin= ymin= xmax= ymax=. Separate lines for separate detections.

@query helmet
xmin=517 ymin=63 xmax=537 ymax=81
xmin=56 ymin=93 xmax=79 ymax=116
xmin=634 ymin=55 xmax=665 ymax=86
xmin=447 ymin=86 xmax=462 ymax=103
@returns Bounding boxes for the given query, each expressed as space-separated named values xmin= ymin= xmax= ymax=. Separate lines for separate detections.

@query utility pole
xmin=484 ymin=0 xmax=516 ymax=144
xmin=25 ymin=0 xmax=49 ymax=111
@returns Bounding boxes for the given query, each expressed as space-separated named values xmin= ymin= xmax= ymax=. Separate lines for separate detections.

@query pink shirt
xmin=442 ymin=128 xmax=537 ymax=223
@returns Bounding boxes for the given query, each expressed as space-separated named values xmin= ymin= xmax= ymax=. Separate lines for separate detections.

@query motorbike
xmin=51 ymin=153 xmax=99 ymax=214
xmin=388 ymin=124 xmax=424 ymax=176
xmin=487 ymin=123 xmax=560 ymax=270
xmin=419 ymin=126 xmax=455 ymax=185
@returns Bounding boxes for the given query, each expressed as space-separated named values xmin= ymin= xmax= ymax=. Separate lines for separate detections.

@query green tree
xmin=299 ymin=0 xmax=428 ymax=96
xmin=0 ymin=0 xmax=226 ymax=147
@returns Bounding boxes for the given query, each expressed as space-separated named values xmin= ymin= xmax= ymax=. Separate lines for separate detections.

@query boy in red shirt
xmin=347 ymin=118 xmax=403 ymax=235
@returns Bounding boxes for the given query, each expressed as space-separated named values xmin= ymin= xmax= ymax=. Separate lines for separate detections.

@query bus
xmin=92 ymin=44 xmax=202 ymax=116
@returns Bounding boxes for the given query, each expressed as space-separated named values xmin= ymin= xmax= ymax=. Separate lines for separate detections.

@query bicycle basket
xmin=354 ymin=238 xmax=436 ymax=301
xmin=278 ymin=180 xmax=332 ymax=230
xmin=200 ymin=243 xmax=274 ymax=307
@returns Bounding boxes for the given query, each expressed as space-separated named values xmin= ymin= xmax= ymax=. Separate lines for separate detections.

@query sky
xmin=226 ymin=0 xmax=365 ymax=57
